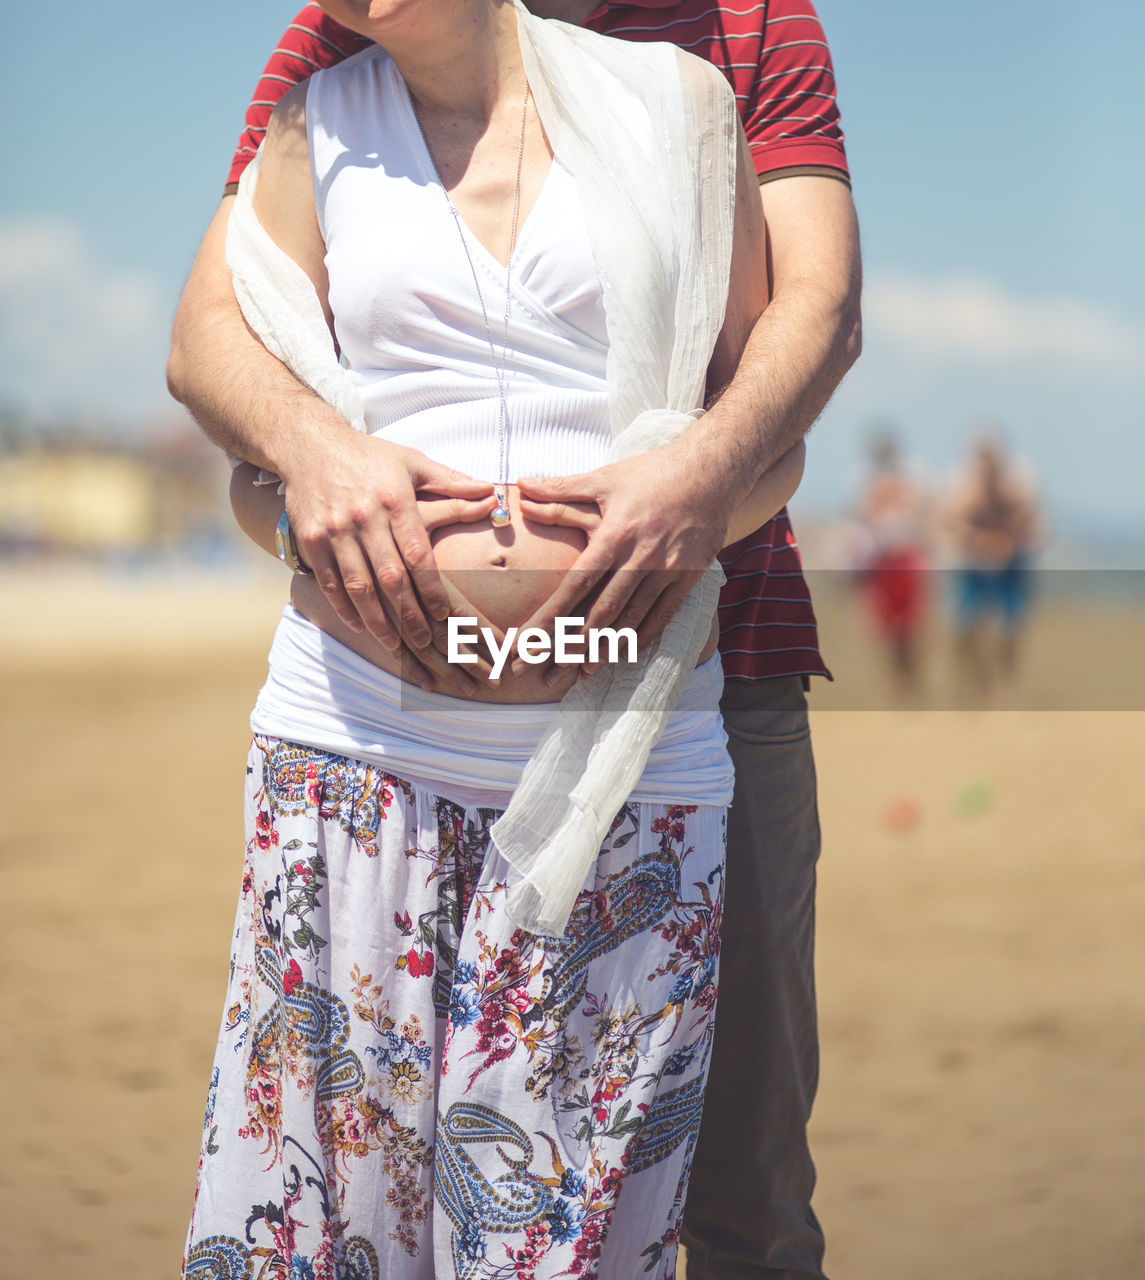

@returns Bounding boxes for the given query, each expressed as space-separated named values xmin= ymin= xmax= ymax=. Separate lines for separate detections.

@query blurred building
xmin=0 ymin=412 xmax=233 ymax=558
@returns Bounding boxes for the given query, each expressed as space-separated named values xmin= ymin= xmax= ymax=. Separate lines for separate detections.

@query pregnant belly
xmin=292 ymin=486 xmax=717 ymax=702
xmin=430 ymin=487 xmax=587 ymax=631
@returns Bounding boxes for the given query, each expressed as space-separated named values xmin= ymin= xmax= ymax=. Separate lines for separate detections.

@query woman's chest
xmin=322 ymin=155 xmax=607 ymax=368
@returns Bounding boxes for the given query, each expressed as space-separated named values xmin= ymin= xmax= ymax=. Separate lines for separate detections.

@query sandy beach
xmin=1 ymin=564 xmax=1142 ymax=1279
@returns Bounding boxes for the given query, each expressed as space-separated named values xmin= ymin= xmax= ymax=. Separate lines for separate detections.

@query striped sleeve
xmin=746 ymin=0 xmax=848 ymax=180
xmin=225 ymin=3 xmax=371 ymax=191
xmin=589 ymin=1 xmax=849 ymax=184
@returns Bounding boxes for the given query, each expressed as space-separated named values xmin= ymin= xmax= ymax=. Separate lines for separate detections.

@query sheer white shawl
xmin=226 ymin=3 xmax=739 ymax=935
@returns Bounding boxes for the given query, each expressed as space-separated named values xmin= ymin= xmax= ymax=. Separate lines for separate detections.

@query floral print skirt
xmin=183 ymin=736 xmax=725 ymax=1280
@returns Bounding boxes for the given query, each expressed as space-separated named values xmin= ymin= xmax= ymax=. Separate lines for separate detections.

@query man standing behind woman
xmin=168 ymin=3 xmax=861 ymax=1277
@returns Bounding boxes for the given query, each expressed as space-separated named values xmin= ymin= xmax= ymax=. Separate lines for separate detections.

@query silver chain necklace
xmin=413 ymin=83 xmax=531 ymax=528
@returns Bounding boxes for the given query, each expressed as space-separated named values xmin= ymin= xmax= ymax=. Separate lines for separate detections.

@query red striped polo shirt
xmin=226 ymin=0 xmax=848 ymax=682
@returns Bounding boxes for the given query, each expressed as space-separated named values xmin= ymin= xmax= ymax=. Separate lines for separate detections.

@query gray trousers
xmin=682 ymin=675 xmax=826 ymax=1280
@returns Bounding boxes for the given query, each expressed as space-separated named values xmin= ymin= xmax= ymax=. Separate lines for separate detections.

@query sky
xmin=2 ymin=0 xmax=1143 ymax=548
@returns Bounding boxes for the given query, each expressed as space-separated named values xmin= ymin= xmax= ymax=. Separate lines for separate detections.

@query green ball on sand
xmin=956 ymin=781 xmax=994 ymax=818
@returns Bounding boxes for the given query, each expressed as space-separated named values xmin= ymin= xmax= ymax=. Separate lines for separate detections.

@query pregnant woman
xmin=182 ymin=2 xmax=803 ymax=1277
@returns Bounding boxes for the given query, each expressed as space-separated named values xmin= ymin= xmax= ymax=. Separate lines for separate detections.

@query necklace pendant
xmin=491 ymin=502 xmax=512 ymax=528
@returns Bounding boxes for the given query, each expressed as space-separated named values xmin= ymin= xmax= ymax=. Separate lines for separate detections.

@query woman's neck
xmin=384 ymin=1 xmax=524 ymax=120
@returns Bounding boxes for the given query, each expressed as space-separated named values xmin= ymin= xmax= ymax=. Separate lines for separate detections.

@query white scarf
xmin=227 ymin=3 xmax=738 ymax=935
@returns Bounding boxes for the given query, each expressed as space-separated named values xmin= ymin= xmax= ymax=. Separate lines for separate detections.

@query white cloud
xmin=803 ymin=269 xmax=1145 ymax=539
xmin=0 ymin=218 xmax=173 ymax=423
xmin=864 ymin=271 xmax=1145 ymax=378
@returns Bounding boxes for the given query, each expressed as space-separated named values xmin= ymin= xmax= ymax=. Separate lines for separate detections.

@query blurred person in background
xmin=167 ymin=2 xmax=862 ymax=1276
xmin=853 ymin=428 xmax=932 ymax=699
xmin=947 ymin=428 xmax=1043 ymax=701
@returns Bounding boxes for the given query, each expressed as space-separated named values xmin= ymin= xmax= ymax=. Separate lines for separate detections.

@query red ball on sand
xmin=884 ymin=795 xmax=922 ymax=831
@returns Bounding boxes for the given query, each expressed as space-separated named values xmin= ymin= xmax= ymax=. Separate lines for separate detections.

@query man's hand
xmin=348 ymin=493 xmax=516 ymax=696
xmin=282 ymin=430 xmax=495 ymax=651
xmin=393 ymin=570 xmax=508 ymax=695
xmin=512 ymin=435 xmax=731 ymax=678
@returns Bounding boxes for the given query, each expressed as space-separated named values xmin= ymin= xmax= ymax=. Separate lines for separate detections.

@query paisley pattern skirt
xmin=183 ymin=736 xmax=725 ymax=1280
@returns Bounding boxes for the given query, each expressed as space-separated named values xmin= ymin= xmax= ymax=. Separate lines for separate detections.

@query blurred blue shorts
xmin=956 ymin=559 xmax=1033 ymax=631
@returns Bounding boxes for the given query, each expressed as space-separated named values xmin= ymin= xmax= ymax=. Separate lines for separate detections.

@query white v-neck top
xmin=307 ymin=49 xmax=613 ymax=482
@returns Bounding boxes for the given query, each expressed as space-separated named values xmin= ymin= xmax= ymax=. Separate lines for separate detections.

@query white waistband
xmin=251 ymin=606 xmax=733 ymax=808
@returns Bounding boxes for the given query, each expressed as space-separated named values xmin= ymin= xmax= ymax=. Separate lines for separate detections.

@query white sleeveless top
xmin=306 ymin=49 xmax=614 ymax=482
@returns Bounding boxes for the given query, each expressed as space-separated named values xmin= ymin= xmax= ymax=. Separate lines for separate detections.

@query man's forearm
xmin=167 ymin=195 xmax=494 ymax=649
xmin=167 ymin=196 xmax=352 ymax=476
xmin=692 ymin=175 xmax=862 ymax=511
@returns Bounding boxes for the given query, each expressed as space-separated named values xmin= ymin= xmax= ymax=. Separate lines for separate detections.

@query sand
xmin=1 ymin=564 xmax=1143 ymax=1279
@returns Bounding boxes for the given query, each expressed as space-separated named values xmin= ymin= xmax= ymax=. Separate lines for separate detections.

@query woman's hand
xmin=514 ymin=494 xmax=603 ymax=537
xmin=415 ymin=491 xmax=504 ymax=537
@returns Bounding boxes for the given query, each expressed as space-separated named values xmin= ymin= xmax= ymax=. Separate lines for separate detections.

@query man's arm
xmin=167 ymin=195 xmax=494 ymax=652
xmin=513 ymin=171 xmax=861 ymax=651
xmin=170 ymin=5 xmax=498 ymax=654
